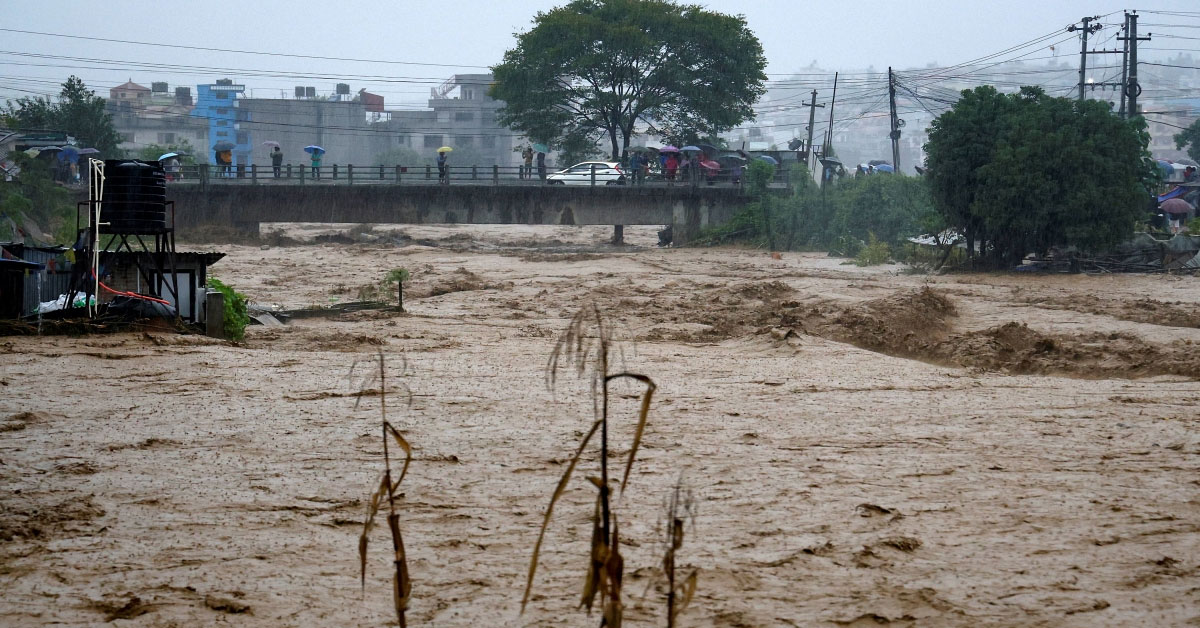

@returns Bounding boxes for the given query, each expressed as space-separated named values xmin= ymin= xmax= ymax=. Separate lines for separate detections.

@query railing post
xmin=198 ymin=163 xmax=209 ymax=188
xmin=300 ymin=164 xmax=306 ymax=184
xmin=591 ymin=164 xmax=597 ymax=186
xmin=287 ymin=163 xmax=292 ymax=179
xmin=493 ymin=164 xmax=499 ymax=185
xmin=251 ymin=163 xmax=257 ymax=183
xmin=379 ymin=164 xmax=384 ymax=180
xmin=332 ymin=164 xmax=339 ymax=180
xmin=395 ymin=165 xmax=402 ymax=184
xmin=347 ymin=164 xmax=353 ymax=185
xmin=426 ymin=164 xmax=432 ymax=180
xmin=472 ymin=165 xmax=478 ymax=180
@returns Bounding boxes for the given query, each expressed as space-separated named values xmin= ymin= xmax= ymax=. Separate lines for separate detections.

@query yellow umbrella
xmin=437 ymin=146 xmax=453 ymax=153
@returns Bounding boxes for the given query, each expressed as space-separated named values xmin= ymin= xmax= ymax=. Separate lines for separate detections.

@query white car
xmin=546 ymin=161 xmax=626 ymax=185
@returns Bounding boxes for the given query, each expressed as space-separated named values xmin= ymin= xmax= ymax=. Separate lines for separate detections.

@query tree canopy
xmin=1 ymin=76 xmax=122 ymax=155
xmin=1175 ymin=118 xmax=1200 ymax=163
xmin=925 ymin=86 xmax=1153 ymax=267
xmin=489 ymin=0 xmax=767 ymax=159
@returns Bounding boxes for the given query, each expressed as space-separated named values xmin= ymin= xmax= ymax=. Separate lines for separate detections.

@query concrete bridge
xmin=159 ymin=182 xmax=752 ymax=244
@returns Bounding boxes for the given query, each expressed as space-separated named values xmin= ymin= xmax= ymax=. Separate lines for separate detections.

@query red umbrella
xmin=1161 ymin=198 xmax=1194 ymax=215
xmin=700 ymin=160 xmax=721 ymax=174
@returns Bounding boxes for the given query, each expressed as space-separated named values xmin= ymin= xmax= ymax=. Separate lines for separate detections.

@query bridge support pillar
xmin=670 ymin=197 xmax=703 ymax=245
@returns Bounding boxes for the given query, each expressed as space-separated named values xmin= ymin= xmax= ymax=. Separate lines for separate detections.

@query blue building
xmin=192 ymin=80 xmax=250 ymax=166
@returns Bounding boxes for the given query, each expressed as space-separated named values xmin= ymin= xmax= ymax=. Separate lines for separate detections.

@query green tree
xmin=925 ymin=86 xmax=1152 ymax=267
xmin=136 ymin=138 xmax=198 ymax=164
xmin=1175 ymin=118 xmax=1200 ymax=163
xmin=489 ymin=0 xmax=767 ymax=160
xmin=2 ymin=76 xmax=122 ymax=155
xmin=0 ymin=153 xmax=76 ymax=243
xmin=827 ymin=174 xmax=937 ymax=247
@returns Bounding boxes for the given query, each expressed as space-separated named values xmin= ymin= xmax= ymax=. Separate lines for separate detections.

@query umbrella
xmin=1161 ymin=198 xmax=1193 ymax=215
xmin=659 ymin=145 xmax=680 ymax=153
xmin=680 ymin=145 xmax=702 ymax=152
xmin=23 ymin=148 xmax=41 ymax=157
xmin=700 ymin=159 xmax=721 ymax=173
xmin=531 ymin=142 xmax=549 ymax=153
xmin=1158 ymin=187 xmax=1186 ymax=203
xmin=628 ymin=146 xmax=654 ymax=153
xmin=868 ymin=159 xmax=892 ymax=167
xmin=59 ymin=146 xmax=79 ymax=163
xmin=38 ymin=146 xmax=63 ymax=153
xmin=697 ymin=143 xmax=720 ymax=157
xmin=756 ymin=155 xmax=779 ymax=165
xmin=304 ymin=145 xmax=325 ymax=154
xmin=213 ymin=140 xmax=236 ymax=151
xmin=436 ymin=146 xmax=453 ymax=153
xmin=718 ymin=154 xmax=747 ymax=163
xmin=78 ymin=148 xmax=100 ymax=155
xmin=819 ymin=156 xmax=844 ymax=168
xmin=1177 ymin=158 xmax=1199 ymax=167
xmin=875 ymin=164 xmax=896 ymax=173
xmin=261 ymin=140 xmax=281 ymax=149
xmin=159 ymin=152 xmax=180 ymax=161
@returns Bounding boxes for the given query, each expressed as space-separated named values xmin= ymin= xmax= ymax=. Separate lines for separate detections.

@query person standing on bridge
xmin=271 ymin=146 xmax=283 ymax=179
xmin=437 ymin=149 xmax=449 ymax=185
xmin=310 ymin=149 xmax=322 ymax=180
xmin=536 ymin=150 xmax=546 ymax=183
xmin=521 ymin=146 xmax=533 ymax=180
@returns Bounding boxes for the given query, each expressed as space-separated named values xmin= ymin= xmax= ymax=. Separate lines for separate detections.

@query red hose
xmin=89 ymin=270 xmax=172 ymax=306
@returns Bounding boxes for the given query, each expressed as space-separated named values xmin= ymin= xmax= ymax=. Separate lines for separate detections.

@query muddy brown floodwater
xmin=2 ymin=224 xmax=1199 ymax=627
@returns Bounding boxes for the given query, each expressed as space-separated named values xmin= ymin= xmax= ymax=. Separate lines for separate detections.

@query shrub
xmin=207 ymin=277 xmax=249 ymax=341
xmin=854 ymin=233 xmax=891 ymax=266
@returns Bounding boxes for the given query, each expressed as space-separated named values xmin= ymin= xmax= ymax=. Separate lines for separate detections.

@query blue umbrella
xmin=875 ymin=163 xmax=895 ymax=173
xmin=756 ymin=155 xmax=779 ymax=165
xmin=531 ymin=142 xmax=549 ymax=153
xmin=159 ymin=152 xmax=180 ymax=161
xmin=304 ymin=145 xmax=325 ymax=154
xmin=680 ymin=145 xmax=702 ymax=152
xmin=59 ymin=146 xmax=80 ymax=163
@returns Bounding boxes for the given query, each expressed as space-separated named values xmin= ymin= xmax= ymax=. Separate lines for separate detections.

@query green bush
xmin=854 ymin=233 xmax=891 ymax=266
xmin=207 ymin=277 xmax=249 ymax=341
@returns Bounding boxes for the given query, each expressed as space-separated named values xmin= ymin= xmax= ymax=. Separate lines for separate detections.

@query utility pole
xmin=1118 ymin=11 xmax=1151 ymax=116
xmin=801 ymin=90 xmax=824 ymax=175
xmin=825 ymin=72 xmax=838 ymax=158
xmin=1069 ymin=16 xmax=1102 ymax=102
xmin=888 ymin=67 xmax=900 ymax=173
xmin=1118 ymin=13 xmax=1129 ymax=117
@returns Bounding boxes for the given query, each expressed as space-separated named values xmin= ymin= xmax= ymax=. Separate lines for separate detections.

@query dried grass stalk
xmin=357 ymin=351 xmax=414 ymax=627
xmin=522 ymin=305 xmax=655 ymax=624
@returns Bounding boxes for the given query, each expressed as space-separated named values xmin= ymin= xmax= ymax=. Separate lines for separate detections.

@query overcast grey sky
xmin=2 ymin=1 xmax=1197 ymax=106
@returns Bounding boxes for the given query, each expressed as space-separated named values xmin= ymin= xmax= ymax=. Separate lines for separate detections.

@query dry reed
xmin=522 ymin=304 xmax=656 ymax=627
xmin=357 ymin=351 xmax=414 ymax=627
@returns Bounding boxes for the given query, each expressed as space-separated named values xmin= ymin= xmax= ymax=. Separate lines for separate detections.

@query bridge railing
xmin=168 ymin=163 xmax=791 ymax=188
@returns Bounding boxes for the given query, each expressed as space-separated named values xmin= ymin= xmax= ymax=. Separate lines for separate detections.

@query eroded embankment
xmin=597 ymin=282 xmax=1200 ymax=379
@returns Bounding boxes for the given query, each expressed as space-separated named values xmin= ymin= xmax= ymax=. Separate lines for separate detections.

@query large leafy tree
xmin=925 ymin=86 xmax=1153 ymax=267
xmin=2 ymin=76 xmax=122 ymax=155
xmin=1176 ymin=118 xmax=1200 ymax=162
xmin=489 ymin=0 xmax=767 ymax=159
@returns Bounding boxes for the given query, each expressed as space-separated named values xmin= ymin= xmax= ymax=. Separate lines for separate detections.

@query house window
xmin=396 ymin=135 xmax=410 ymax=146
xmin=216 ymin=120 xmax=229 ymax=127
xmin=454 ymin=112 xmax=474 ymax=122
xmin=157 ymin=133 xmax=175 ymax=144
xmin=216 ymin=108 xmax=229 ymax=115
xmin=216 ymin=92 xmax=228 ymax=99
xmin=236 ymin=132 xmax=248 ymax=144
xmin=423 ymin=135 xmax=443 ymax=149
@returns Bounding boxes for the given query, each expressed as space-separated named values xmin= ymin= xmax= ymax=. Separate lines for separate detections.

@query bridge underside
xmin=157 ymin=184 xmax=747 ymax=244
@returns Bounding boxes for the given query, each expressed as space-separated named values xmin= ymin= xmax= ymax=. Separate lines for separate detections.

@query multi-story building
xmin=108 ymin=82 xmax=205 ymax=156
xmin=384 ymin=74 xmax=517 ymax=167
xmin=192 ymin=80 xmax=249 ymax=166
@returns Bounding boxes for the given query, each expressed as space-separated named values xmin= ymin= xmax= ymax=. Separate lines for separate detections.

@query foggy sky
xmin=2 ymin=0 xmax=1197 ymax=106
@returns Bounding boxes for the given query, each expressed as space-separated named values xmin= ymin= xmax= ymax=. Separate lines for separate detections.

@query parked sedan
xmin=546 ymin=161 xmax=626 ymax=185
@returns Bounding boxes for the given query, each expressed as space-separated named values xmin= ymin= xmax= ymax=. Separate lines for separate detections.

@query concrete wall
xmin=161 ymin=184 xmax=748 ymax=244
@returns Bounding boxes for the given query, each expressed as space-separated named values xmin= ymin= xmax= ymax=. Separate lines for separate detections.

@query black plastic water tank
xmin=100 ymin=160 xmax=167 ymax=234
